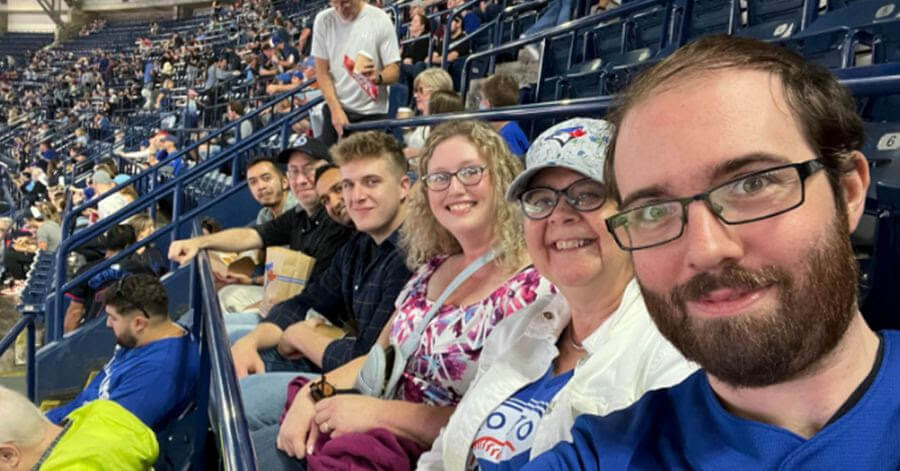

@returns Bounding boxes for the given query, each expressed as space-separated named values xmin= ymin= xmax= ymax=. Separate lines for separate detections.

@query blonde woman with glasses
xmin=253 ymin=121 xmax=554 ymax=470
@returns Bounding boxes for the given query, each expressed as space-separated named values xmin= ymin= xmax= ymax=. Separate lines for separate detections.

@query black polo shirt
xmin=252 ymin=205 xmax=354 ymax=281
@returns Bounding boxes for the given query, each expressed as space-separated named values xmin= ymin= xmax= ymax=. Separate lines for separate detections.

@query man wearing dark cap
xmin=273 ymin=34 xmax=300 ymax=72
xmin=63 ymin=225 xmax=156 ymax=333
xmin=168 ymin=137 xmax=354 ymax=289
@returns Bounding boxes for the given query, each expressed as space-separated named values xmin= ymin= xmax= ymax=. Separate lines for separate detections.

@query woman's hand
xmin=312 ymin=395 xmax=384 ymax=438
xmin=277 ymin=386 xmax=319 ymax=459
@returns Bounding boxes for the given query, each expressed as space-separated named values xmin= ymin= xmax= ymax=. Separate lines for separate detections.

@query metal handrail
xmin=345 ymin=95 xmax=619 ymax=132
xmin=0 ymin=314 xmax=37 ymax=400
xmin=194 ymin=222 xmax=257 ymax=470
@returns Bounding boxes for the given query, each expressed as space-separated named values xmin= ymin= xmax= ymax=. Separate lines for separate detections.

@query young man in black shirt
xmin=169 ymin=138 xmax=353 ymax=282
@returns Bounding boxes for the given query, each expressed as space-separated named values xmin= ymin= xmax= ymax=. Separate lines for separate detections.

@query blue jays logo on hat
xmin=545 ymin=126 xmax=588 ymax=147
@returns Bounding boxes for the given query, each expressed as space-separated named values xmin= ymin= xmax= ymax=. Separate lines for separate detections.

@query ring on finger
xmin=321 ymin=422 xmax=330 ymax=433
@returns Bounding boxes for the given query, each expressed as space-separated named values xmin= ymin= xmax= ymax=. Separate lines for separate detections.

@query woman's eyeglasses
xmin=519 ymin=177 xmax=608 ymax=220
xmin=422 ymin=165 xmax=487 ymax=191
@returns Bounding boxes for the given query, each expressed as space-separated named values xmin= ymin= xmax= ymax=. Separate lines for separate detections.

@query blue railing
xmin=193 ymin=221 xmax=258 ymax=470
xmin=345 ymin=95 xmax=619 ymax=132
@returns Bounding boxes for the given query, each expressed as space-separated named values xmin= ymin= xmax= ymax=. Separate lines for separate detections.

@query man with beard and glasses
xmin=524 ymin=35 xmax=900 ymax=470
xmin=47 ymin=275 xmax=200 ymax=431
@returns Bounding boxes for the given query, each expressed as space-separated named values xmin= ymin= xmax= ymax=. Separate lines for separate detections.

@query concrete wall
xmin=0 ymin=0 xmax=69 ymax=33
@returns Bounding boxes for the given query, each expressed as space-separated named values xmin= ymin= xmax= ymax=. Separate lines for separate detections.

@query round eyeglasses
xmin=519 ymin=177 xmax=608 ymax=220
xmin=605 ymin=159 xmax=826 ymax=251
xmin=422 ymin=165 xmax=487 ymax=191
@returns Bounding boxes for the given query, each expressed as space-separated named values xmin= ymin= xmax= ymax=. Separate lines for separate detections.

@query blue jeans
xmin=241 ymin=372 xmax=316 ymax=431
xmin=259 ymin=348 xmax=322 ymax=374
xmin=251 ymin=424 xmax=308 ymax=470
xmin=227 ymin=313 xmax=322 ymax=373
xmin=243 ymin=373 xmax=317 ymax=470
xmin=225 ymin=312 xmax=261 ymax=345
xmin=522 ymin=0 xmax=574 ymax=37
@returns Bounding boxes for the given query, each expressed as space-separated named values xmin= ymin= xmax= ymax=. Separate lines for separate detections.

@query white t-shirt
xmin=98 ymin=193 xmax=131 ymax=220
xmin=311 ymin=4 xmax=401 ymax=115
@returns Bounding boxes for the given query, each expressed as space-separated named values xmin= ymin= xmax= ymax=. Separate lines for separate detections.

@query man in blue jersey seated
xmin=47 ymin=274 xmax=200 ymax=431
xmin=524 ymin=35 xmax=900 ymax=470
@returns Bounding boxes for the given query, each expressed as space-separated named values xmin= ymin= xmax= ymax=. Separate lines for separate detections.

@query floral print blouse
xmin=390 ymin=256 xmax=555 ymax=406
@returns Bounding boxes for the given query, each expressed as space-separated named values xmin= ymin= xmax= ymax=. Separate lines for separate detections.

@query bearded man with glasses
xmin=46 ymin=274 xmax=200 ymax=432
xmin=524 ymin=35 xmax=900 ymax=470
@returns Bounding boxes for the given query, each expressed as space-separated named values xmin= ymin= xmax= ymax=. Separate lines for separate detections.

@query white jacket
xmin=417 ymin=279 xmax=698 ymax=470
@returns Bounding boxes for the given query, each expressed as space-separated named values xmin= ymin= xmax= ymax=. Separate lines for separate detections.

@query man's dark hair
xmin=228 ymin=100 xmax=245 ymax=116
xmin=605 ymin=35 xmax=864 ymax=211
xmin=314 ymin=163 xmax=338 ymax=184
xmin=102 ymin=274 xmax=168 ymax=318
xmin=247 ymin=155 xmax=284 ymax=176
xmin=201 ymin=217 xmax=222 ymax=234
xmin=104 ymin=224 xmax=136 ymax=252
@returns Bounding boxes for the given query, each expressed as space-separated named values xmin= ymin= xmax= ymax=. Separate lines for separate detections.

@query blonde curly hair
xmin=400 ymin=120 xmax=527 ymax=271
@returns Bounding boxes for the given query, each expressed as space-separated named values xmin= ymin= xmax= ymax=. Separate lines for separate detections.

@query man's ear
xmin=0 ymin=443 xmax=23 ymax=469
xmin=398 ymin=174 xmax=411 ymax=203
xmin=840 ymin=151 xmax=870 ymax=233
xmin=131 ymin=314 xmax=150 ymax=334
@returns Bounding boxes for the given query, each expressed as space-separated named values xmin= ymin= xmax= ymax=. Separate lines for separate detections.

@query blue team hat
xmin=506 ymin=118 xmax=615 ymax=201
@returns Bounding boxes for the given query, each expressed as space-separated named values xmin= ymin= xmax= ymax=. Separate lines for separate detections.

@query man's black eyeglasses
xmin=113 ymin=276 xmax=150 ymax=319
xmin=605 ymin=159 xmax=826 ymax=251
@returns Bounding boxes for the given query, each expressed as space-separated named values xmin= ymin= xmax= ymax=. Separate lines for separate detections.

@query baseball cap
xmin=506 ymin=118 xmax=615 ymax=201
xmin=92 ymin=169 xmax=113 ymax=185
xmin=276 ymin=135 xmax=331 ymax=164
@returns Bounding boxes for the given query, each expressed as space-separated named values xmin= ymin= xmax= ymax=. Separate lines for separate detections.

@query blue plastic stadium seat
xmin=773 ymin=0 xmax=900 ymax=68
xmin=678 ymin=0 xmax=736 ymax=43
xmin=862 ymin=181 xmax=900 ymax=330
xmin=863 ymin=121 xmax=900 ymax=201
xmin=736 ymin=0 xmax=812 ymax=39
xmin=155 ymin=402 xmax=202 ymax=471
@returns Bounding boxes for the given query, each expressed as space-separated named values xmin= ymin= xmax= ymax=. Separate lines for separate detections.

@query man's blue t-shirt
xmin=143 ymin=62 xmax=153 ymax=85
xmin=46 ymin=329 xmax=200 ymax=430
xmin=499 ymin=122 xmax=530 ymax=159
xmin=472 ymin=365 xmax=574 ymax=471
xmin=462 ymin=10 xmax=482 ymax=34
xmin=525 ymin=330 xmax=900 ymax=471
xmin=40 ymin=148 xmax=58 ymax=161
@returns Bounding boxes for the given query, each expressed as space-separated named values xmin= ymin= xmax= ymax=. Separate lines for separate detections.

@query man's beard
xmin=116 ymin=331 xmax=139 ymax=348
xmin=640 ymin=217 xmax=859 ymax=388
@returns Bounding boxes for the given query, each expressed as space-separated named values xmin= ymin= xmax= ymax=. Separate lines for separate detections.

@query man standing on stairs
xmin=312 ymin=0 xmax=401 ymax=146
xmin=47 ymin=274 xmax=200 ymax=432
